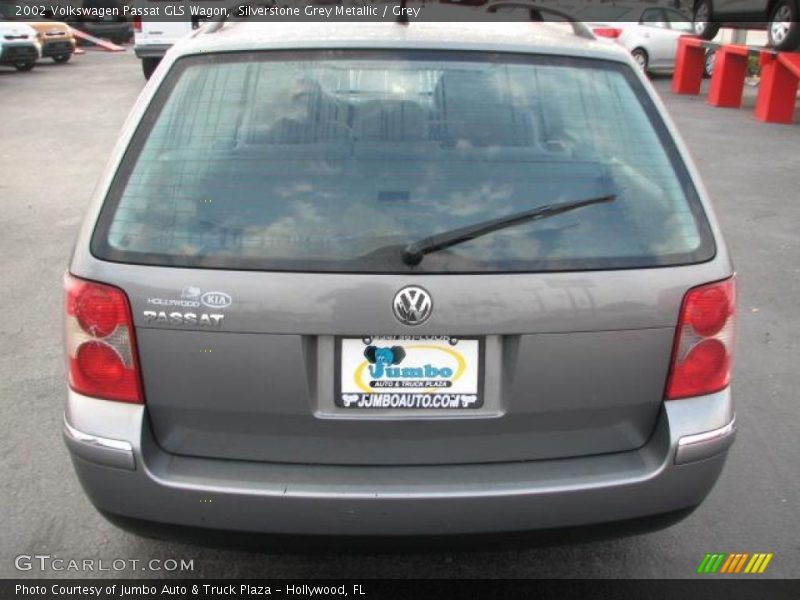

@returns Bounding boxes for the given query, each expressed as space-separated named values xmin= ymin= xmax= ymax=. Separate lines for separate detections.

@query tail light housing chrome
xmin=666 ymin=277 xmax=736 ymax=400
xmin=64 ymin=274 xmax=143 ymax=403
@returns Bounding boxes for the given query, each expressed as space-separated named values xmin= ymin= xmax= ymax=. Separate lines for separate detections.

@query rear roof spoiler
xmin=485 ymin=2 xmax=595 ymax=40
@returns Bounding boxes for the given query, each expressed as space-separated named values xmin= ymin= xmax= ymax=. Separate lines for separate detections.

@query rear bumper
xmin=134 ymin=44 xmax=171 ymax=59
xmin=0 ymin=44 xmax=40 ymax=65
xmin=64 ymin=389 xmax=735 ymax=536
xmin=41 ymin=39 xmax=76 ymax=58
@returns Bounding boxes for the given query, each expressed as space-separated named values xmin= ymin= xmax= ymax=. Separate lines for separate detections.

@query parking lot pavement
xmin=0 ymin=51 xmax=798 ymax=580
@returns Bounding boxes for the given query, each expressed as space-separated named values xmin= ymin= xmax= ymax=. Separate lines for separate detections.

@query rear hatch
xmin=88 ymin=48 xmax=716 ymax=465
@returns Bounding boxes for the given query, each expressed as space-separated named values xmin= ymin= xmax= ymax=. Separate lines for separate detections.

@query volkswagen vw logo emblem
xmin=393 ymin=286 xmax=433 ymax=326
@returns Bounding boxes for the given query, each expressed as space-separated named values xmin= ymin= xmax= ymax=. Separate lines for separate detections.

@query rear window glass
xmin=92 ymin=50 xmax=714 ymax=273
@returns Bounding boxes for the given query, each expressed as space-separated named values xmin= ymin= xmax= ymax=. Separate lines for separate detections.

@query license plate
xmin=337 ymin=336 xmax=482 ymax=410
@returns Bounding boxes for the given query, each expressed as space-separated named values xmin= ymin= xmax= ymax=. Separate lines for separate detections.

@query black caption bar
xmin=4 ymin=580 xmax=800 ymax=600
xmin=5 ymin=0 xmax=777 ymax=23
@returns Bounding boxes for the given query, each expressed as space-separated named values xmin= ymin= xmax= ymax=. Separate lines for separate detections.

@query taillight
xmin=593 ymin=28 xmax=623 ymax=39
xmin=64 ymin=274 xmax=143 ymax=403
xmin=666 ymin=278 xmax=736 ymax=400
xmin=133 ymin=17 xmax=142 ymax=33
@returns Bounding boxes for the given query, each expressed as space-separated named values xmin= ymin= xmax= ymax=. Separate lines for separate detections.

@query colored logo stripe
xmin=697 ymin=553 xmax=726 ymax=573
xmin=744 ymin=553 xmax=773 ymax=574
xmin=720 ymin=553 xmax=748 ymax=573
xmin=697 ymin=553 xmax=773 ymax=574
xmin=719 ymin=553 xmax=737 ymax=573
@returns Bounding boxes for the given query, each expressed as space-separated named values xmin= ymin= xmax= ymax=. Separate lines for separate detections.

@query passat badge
xmin=392 ymin=286 xmax=432 ymax=326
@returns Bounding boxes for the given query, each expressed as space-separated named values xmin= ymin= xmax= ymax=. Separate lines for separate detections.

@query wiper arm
xmin=401 ymin=194 xmax=616 ymax=266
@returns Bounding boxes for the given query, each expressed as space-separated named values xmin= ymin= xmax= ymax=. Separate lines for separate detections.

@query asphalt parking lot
xmin=0 ymin=49 xmax=798 ymax=580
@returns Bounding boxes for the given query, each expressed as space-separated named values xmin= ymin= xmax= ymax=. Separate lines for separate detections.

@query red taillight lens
xmin=666 ymin=278 xmax=736 ymax=400
xmin=685 ymin=285 xmax=732 ymax=337
xmin=133 ymin=17 xmax=142 ymax=32
xmin=64 ymin=274 xmax=143 ymax=403
xmin=73 ymin=285 xmax=124 ymax=337
xmin=593 ymin=27 xmax=623 ymax=39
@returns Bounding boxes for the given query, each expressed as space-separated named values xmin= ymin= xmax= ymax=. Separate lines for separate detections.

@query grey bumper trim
xmin=134 ymin=44 xmax=170 ymax=59
xmin=63 ymin=419 xmax=135 ymax=471
xmin=675 ymin=416 xmax=736 ymax=465
xmin=63 ymin=389 xmax=736 ymax=535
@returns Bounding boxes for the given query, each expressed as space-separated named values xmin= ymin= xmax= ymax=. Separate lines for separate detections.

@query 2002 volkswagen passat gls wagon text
xmin=63 ymin=20 xmax=737 ymax=540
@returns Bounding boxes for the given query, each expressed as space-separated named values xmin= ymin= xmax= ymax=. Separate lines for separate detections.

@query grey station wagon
xmin=63 ymin=18 xmax=737 ymax=540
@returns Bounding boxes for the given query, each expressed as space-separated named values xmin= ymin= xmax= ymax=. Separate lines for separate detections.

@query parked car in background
xmin=30 ymin=20 xmax=76 ymax=63
xmin=67 ymin=0 xmax=132 ymax=45
xmin=577 ymin=3 xmax=695 ymax=73
xmin=134 ymin=18 xmax=195 ymax=79
xmin=0 ymin=3 xmax=76 ymax=64
xmin=0 ymin=20 xmax=41 ymax=71
xmin=64 ymin=18 xmax=737 ymax=541
xmin=692 ymin=0 xmax=800 ymax=51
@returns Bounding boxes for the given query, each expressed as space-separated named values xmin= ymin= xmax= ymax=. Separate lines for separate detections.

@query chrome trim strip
xmin=64 ymin=420 xmax=132 ymax=451
xmin=63 ymin=419 xmax=135 ymax=471
xmin=678 ymin=416 xmax=736 ymax=447
xmin=675 ymin=416 xmax=736 ymax=465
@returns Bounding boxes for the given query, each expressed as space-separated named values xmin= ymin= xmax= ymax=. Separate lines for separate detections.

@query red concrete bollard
xmin=672 ymin=36 xmax=706 ymax=95
xmin=707 ymin=45 xmax=749 ymax=108
xmin=754 ymin=53 xmax=800 ymax=124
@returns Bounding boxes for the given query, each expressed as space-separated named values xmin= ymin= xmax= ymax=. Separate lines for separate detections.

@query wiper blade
xmin=401 ymin=194 xmax=616 ymax=266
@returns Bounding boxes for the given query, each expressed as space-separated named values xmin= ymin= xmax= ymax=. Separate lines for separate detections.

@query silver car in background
xmin=579 ymin=4 xmax=696 ymax=73
xmin=63 ymin=19 xmax=737 ymax=541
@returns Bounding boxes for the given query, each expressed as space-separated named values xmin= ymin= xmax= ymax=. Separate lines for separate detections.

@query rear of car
xmin=29 ymin=21 xmax=76 ymax=63
xmin=0 ymin=22 xmax=40 ymax=71
xmin=63 ymin=22 xmax=736 ymax=538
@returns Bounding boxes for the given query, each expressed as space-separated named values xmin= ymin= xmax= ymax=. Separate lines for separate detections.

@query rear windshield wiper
xmin=401 ymin=194 xmax=616 ymax=266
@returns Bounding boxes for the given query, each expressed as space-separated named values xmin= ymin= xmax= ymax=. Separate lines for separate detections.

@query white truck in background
xmin=134 ymin=0 xmax=227 ymax=78
xmin=134 ymin=17 xmax=199 ymax=79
